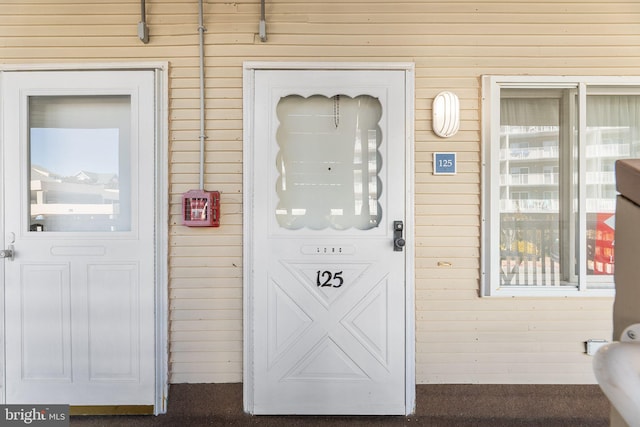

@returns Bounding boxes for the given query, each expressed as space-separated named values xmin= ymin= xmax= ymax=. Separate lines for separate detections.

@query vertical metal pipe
xmin=198 ymin=0 xmax=207 ymax=189
xmin=259 ymin=0 xmax=267 ymax=42
xmin=138 ymin=0 xmax=149 ymax=43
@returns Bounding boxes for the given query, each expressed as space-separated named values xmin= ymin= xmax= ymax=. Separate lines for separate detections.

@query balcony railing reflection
xmin=500 ymin=146 xmax=559 ymax=161
xmin=501 ymin=199 xmax=559 ymax=212
xmin=586 ymin=171 xmax=616 ymax=185
xmin=500 ymin=173 xmax=559 ymax=186
xmin=585 ymin=143 xmax=630 ymax=158
xmin=501 ymin=198 xmax=615 ymax=213
xmin=500 ymin=214 xmax=562 ymax=287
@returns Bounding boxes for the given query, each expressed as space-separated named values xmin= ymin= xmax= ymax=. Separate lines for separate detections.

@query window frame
xmin=482 ymin=75 xmax=640 ymax=297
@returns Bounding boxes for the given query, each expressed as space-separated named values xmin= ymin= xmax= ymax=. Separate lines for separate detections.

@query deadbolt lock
xmin=393 ymin=221 xmax=405 ymax=252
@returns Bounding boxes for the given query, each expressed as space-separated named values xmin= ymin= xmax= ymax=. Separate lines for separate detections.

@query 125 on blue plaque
xmin=433 ymin=152 xmax=457 ymax=175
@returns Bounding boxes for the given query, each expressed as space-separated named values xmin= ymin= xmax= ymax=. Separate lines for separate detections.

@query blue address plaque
xmin=433 ymin=152 xmax=457 ymax=175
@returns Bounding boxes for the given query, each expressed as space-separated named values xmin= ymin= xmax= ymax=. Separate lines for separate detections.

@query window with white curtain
xmin=482 ymin=76 xmax=640 ymax=296
xmin=274 ymin=94 xmax=382 ymax=231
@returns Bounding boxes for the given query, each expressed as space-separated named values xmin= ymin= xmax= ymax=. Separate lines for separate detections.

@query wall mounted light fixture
xmin=432 ymin=91 xmax=460 ymax=138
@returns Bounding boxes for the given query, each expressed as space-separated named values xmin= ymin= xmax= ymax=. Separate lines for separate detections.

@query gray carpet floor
xmin=70 ymin=383 xmax=610 ymax=426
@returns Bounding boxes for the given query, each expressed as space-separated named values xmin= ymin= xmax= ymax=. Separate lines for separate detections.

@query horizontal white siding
xmin=2 ymin=0 xmax=633 ymax=384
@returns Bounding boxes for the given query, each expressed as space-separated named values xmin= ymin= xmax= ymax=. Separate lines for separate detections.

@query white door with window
xmin=1 ymin=70 xmax=156 ymax=406
xmin=244 ymin=66 xmax=413 ymax=415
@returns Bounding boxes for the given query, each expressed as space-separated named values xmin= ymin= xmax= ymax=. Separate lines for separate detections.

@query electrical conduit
xmin=198 ymin=0 xmax=206 ymax=190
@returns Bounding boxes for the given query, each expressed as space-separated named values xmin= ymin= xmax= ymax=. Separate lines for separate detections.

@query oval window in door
xmin=275 ymin=94 xmax=382 ymax=230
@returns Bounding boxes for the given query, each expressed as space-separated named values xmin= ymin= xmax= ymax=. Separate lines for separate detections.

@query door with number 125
xmin=244 ymin=66 xmax=411 ymax=415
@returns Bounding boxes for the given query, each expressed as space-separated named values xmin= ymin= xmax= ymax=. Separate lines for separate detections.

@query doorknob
xmin=0 ymin=244 xmax=14 ymax=261
xmin=393 ymin=221 xmax=405 ymax=251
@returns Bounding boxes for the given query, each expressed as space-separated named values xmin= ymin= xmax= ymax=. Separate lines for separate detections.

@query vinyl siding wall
xmin=2 ymin=0 xmax=635 ymax=384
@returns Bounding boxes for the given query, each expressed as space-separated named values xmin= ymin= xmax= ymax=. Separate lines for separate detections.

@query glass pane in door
xmin=29 ymin=96 xmax=131 ymax=232
xmin=275 ymin=94 xmax=382 ymax=230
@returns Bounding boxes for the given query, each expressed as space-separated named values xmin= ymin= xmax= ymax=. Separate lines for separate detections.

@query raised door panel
xmin=87 ymin=264 xmax=140 ymax=382
xmin=19 ymin=264 xmax=72 ymax=382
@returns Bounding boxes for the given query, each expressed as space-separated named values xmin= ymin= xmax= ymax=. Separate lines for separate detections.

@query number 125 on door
xmin=433 ymin=152 xmax=457 ymax=175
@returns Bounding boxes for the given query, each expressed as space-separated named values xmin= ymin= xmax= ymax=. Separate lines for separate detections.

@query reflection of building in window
xmin=499 ymin=124 xmax=629 ymax=284
xmin=30 ymin=165 xmax=121 ymax=232
xmin=498 ymin=92 xmax=639 ymax=289
xmin=485 ymin=79 xmax=640 ymax=295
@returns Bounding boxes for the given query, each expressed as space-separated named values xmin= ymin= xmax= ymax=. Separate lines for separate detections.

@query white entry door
xmin=245 ymin=67 xmax=412 ymax=415
xmin=2 ymin=70 xmax=156 ymax=406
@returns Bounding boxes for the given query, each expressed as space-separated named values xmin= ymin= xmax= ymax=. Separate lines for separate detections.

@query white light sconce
xmin=432 ymin=91 xmax=460 ymax=138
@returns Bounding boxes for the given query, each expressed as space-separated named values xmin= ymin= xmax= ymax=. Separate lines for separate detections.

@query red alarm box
xmin=182 ymin=190 xmax=220 ymax=227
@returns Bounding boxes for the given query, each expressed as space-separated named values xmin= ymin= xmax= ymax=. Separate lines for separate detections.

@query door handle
xmin=393 ymin=221 xmax=405 ymax=251
xmin=0 ymin=244 xmax=14 ymax=261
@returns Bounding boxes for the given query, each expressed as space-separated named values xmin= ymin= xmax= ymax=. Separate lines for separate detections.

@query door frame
xmin=242 ymin=62 xmax=416 ymax=415
xmin=0 ymin=62 xmax=169 ymax=414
